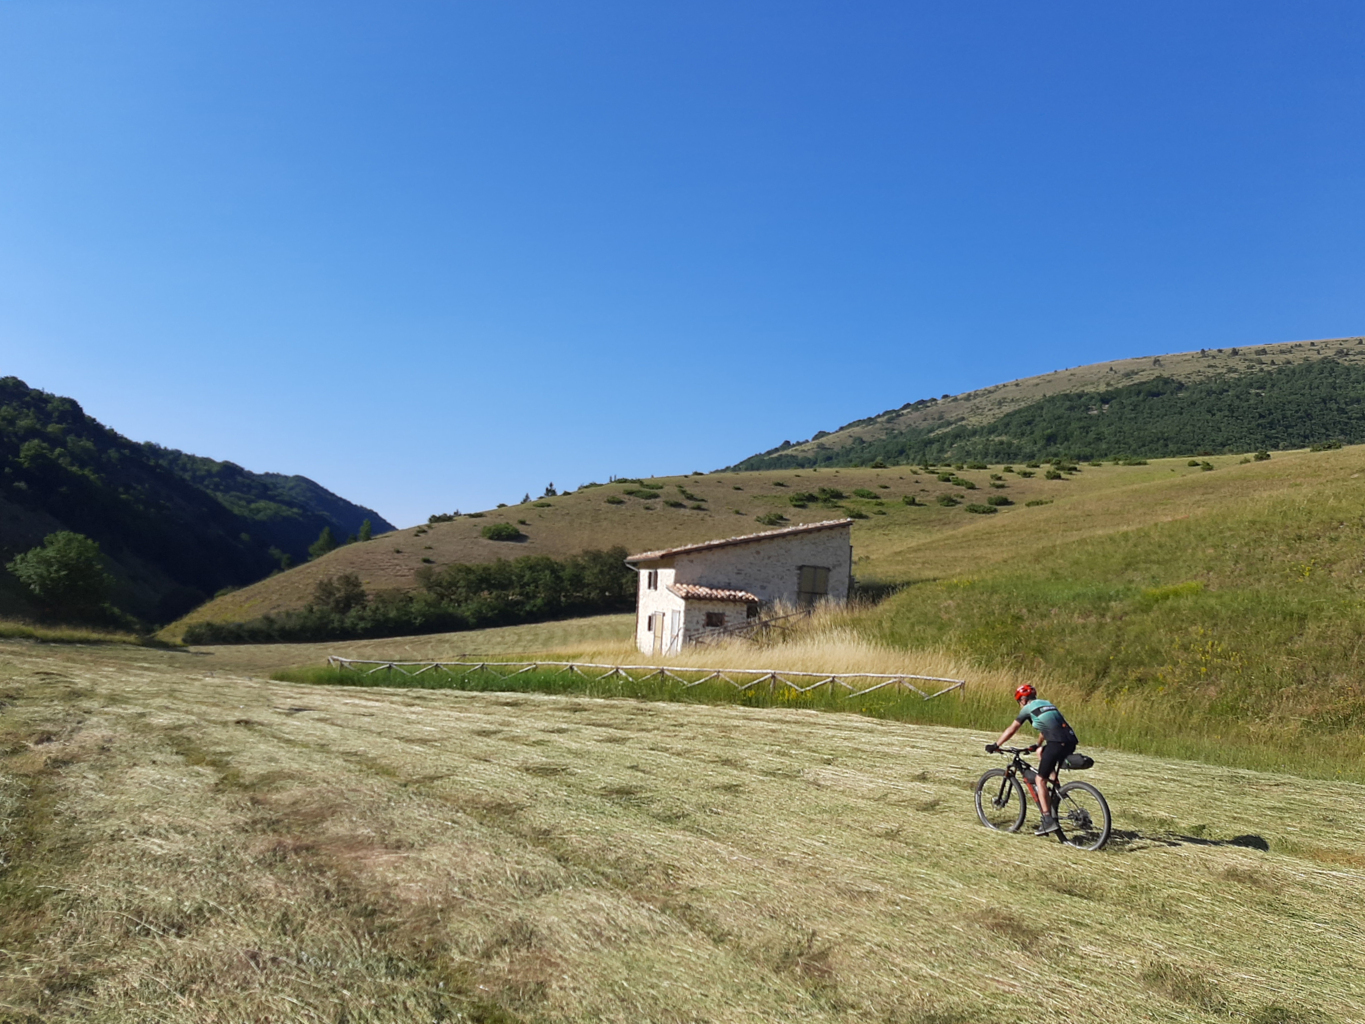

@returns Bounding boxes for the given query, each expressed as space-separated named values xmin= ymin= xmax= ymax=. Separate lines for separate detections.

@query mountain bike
xmin=974 ymin=746 xmax=1112 ymax=851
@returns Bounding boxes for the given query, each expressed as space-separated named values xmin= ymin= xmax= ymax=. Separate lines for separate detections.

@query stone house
xmin=626 ymin=519 xmax=853 ymax=655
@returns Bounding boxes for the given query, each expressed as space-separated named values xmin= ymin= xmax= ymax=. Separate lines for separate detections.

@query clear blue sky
xmin=3 ymin=2 xmax=1362 ymax=527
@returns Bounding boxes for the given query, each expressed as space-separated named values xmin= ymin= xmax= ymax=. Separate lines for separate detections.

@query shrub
xmin=949 ymin=477 xmax=976 ymax=489
xmin=964 ymin=503 xmax=997 ymax=514
xmin=903 ymin=495 xmax=922 ymax=506
xmin=1200 ymin=461 xmax=1214 ymax=471
xmin=664 ymin=499 xmax=685 ymax=508
xmin=878 ymin=484 xmax=890 ymax=489
xmin=531 ymin=500 xmax=553 ymax=507
xmin=466 ymin=512 xmax=485 ymax=518
xmin=847 ymin=509 xmax=869 ymax=519
xmin=689 ymin=503 xmax=706 ymax=510
xmin=622 ymin=488 xmax=658 ymax=499
xmin=481 ymin=523 xmax=523 ymax=541
xmin=1254 ymin=450 xmax=1271 ymax=461
xmin=936 ymin=494 xmax=960 ymax=507
xmin=358 ymin=519 xmax=373 ymax=541
xmin=816 ymin=487 xmax=845 ymax=502
xmin=986 ymin=495 xmax=1013 ymax=506
xmin=1025 ymin=499 xmax=1053 ymax=507
xmin=1017 ymin=470 xmax=1035 ymax=478
xmin=1117 ymin=458 xmax=1148 ymax=466
xmin=966 ymin=462 xmax=987 ymax=470
xmin=1044 ymin=469 xmax=1063 ymax=480
xmin=1310 ymin=439 xmax=1343 ymax=451
xmin=428 ymin=512 xmax=459 ymax=523
xmin=1188 ymin=460 xmax=1201 ymax=467
xmin=1025 ymin=462 xmax=1041 ymax=468
xmin=7 ymin=531 xmax=114 ymax=618
xmin=869 ymin=459 xmax=887 ymax=468
xmin=605 ymin=495 xmax=625 ymax=504
xmin=772 ymin=481 xmax=788 ymax=487
xmin=937 ymin=473 xmax=953 ymax=482
xmin=990 ymin=482 xmax=1007 ymax=489
xmin=755 ymin=512 xmax=787 ymax=526
xmin=517 ymin=519 xmax=529 ymax=525
xmin=990 ymin=474 xmax=1003 ymax=481
xmin=790 ymin=492 xmax=818 ymax=506
xmin=953 ymin=463 xmax=965 ymax=470
xmin=852 ymin=488 xmax=878 ymax=499
xmin=1002 ymin=465 xmax=1015 ymax=472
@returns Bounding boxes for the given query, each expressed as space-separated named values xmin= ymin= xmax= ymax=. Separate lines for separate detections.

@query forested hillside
xmin=733 ymin=339 xmax=1365 ymax=470
xmin=0 ymin=376 xmax=392 ymax=624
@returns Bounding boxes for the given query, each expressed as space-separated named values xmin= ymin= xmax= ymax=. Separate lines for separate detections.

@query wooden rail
xmin=324 ymin=656 xmax=966 ymax=701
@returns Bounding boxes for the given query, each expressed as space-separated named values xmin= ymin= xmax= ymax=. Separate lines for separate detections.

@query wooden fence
xmin=325 ymin=657 xmax=966 ymax=701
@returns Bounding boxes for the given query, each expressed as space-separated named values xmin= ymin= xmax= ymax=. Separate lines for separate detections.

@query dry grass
xmin=2 ymin=639 xmax=1362 ymax=1023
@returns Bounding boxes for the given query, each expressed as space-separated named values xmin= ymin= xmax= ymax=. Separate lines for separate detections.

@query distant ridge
xmin=730 ymin=336 xmax=1365 ymax=469
xmin=0 ymin=376 xmax=393 ymax=623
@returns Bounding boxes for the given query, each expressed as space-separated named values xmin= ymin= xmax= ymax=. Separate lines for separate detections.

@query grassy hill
xmin=732 ymin=335 xmax=1365 ymax=469
xmin=0 ymin=377 xmax=392 ymax=624
xmin=2 ymin=640 xmax=1361 ymax=1022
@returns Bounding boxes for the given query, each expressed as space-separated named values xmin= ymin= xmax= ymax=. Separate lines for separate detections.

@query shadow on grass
xmin=1110 ymin=830 xmax=1269 ymax=851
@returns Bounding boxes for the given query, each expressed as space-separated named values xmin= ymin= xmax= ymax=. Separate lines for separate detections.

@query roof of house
xmin=667 ymin=583 xmax=760 ymax=603
xmin=626 ymin=518 xmax=853 ymax=564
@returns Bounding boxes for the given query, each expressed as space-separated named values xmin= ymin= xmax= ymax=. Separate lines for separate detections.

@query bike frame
xmin=999 ymin=748 xmax=1061 ymax=812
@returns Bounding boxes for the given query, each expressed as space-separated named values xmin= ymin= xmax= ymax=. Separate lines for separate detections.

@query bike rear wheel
xmin=974 ymin=769 xmax=1027 ymax=832
xmin=1056 ymin=781 xmax=1111 ymax=850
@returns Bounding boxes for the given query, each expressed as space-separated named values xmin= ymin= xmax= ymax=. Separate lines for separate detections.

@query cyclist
xmin=986 ymin=684 xmax=1078 ymax=835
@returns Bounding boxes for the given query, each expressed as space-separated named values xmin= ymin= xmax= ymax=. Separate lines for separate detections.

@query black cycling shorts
xmin=1037 ymin=736 xmax=1078 ymax=781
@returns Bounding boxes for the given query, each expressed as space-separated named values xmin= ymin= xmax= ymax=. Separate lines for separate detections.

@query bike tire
xmin=974 ymin=769 xmax=1027 ymax=832
xmin=1056 ymin=781 xmax=1111 ymax=851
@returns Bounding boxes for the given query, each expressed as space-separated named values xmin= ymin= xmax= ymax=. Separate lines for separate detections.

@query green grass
xmin=274 ymin=662 xmax=1365 ymax=782
xmin=0 ymin=619 xmax=151 ymax=645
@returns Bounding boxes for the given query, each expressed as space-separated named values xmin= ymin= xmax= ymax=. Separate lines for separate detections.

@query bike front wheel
xmin=974 ymin=769 xmax=1027 ymax=832
xmin=1056 ymin=781 xmax=1111 ymax=851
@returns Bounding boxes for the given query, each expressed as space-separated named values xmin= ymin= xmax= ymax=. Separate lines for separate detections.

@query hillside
xmin=732 ymin=335 xmax=1365 ymax=469
xmin=2 ymin=641 xmax=1361 ymax=1022
xmin=0 ymin=377 xmax=392 ymax=623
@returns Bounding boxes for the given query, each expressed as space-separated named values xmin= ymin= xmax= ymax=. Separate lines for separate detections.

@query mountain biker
xmin=986 ymin=684 xmax=1078 ymax=835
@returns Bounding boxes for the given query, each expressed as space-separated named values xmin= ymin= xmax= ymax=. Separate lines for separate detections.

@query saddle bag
xmin=1062 ymin=752 xmax=1094 ymax=770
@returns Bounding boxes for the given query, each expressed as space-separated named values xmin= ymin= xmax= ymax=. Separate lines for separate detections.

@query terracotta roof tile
xmin=667 ymin=583 xmax=760 ymax=603
xmin=627 ymin=518 xmax=852 ymax=563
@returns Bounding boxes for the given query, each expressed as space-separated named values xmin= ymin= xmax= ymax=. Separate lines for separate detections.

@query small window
xmin=646 ymin=570 xmax=658 ymax=590
xmin=746 ymin=602 xmax=759 ymax=619
xmin=704 ymin=612 xmax=725 ymax=628
xmin=797 ymin=565 xmax=830 ymax=607
xmin=645 ymin=614 xmax=653 ymax=631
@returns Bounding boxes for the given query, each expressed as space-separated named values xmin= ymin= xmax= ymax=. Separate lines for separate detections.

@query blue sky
xmin=2 ymin=2 xmax=1362 ymax=526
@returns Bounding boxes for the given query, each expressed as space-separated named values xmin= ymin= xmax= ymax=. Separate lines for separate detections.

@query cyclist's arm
xmin=995 ymin=720 xmax=1022 ymax=747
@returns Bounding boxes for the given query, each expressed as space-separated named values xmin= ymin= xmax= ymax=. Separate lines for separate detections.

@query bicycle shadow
xmin=1106 ymin=829 xmax=1269 ymax=852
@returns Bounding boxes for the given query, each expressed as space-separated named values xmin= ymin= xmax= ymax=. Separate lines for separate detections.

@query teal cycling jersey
xmin=1015 ymin=698 xmax=1077 ymax=744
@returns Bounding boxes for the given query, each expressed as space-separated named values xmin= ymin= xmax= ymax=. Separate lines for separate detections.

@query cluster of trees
xmin=0 ymin=376 xmax=391 ymax=623
xmin=182 ymin=547 xmax=636 ymax=645
xmin=731 ymin=360 xmax=1365 ymax=470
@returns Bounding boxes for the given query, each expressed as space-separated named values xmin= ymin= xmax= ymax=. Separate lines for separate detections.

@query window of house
xmin=797 ymin=565 xmax=830 ymax=607
xmin=704 ymin=612 xmax=725 ymax=628
xmin=746 ymin=602 xmax=759 ymax=619
xmin=645 ymin=614 xmax=654 ymax=631
xmin=646 ymin=570 xmax=658 ymax=590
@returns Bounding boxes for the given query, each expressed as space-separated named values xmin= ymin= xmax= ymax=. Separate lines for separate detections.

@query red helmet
xmin=1014 ymin=684 xmax=1037 ymax=703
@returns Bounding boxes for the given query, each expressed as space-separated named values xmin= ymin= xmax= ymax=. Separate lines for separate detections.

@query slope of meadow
xmin=1 ymin=641 xmax=1361 ymax=1023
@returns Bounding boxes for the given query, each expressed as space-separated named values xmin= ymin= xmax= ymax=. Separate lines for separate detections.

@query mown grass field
xmin=1 ymin=640 xmax=1361 ymax=1023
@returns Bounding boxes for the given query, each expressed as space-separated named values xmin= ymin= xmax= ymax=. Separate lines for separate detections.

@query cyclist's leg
xmin=1035 ymin=740 xmax=1074 ymax=817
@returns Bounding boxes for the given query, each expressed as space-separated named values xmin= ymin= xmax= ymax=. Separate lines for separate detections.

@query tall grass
xmin=0 ymin=619 xmax=150 ymax=645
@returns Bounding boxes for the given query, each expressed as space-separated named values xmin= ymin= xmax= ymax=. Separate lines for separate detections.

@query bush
xmin=308 ymin=526 xmax=339 ymax=559
xmin=1044 ymin=469 xmax=1064 ymax=480
xmin=1025 ymin=499 xmax=1053 ymax=507
xmin=605 ymin=495 xmax=625 ymax=504
xmin=428 ymin=512 xmax=459 ymax=523
xmin=869 ymin=459 xmax=887 ymax=468
xmin=902 ymin=495 xmax=922 ymax=506
xmin=7 ymin=531 xmax=114 ymax=618
xmin=1017 ymin=470 xmax=1036 ymax=478
xmin=1200 ymin=461 xmax=1214 ymax=471
xmin=966 ymin=462 xmax=987 ymax=470
xmin=663 ymin=499 xmax=685 ymax=508
xmin=481 ymin=523 xmax=523 ymax=541
xmin=852 ymin=488 xmax=878 ymax=499
xmin=1002 ymin=465 xmax=1015 ymax=473
xmin=1188 ymin=460 xmax=1201 ymax=467
xmin=986 ymin=495 xmax=1013 ymax=506
xmin=1254 ymin=450 xmax=1271 ymax=461
xmin=936 ymin=494 xmax=960 ymax=507
xmin=937 ymin=473 xmax=953 ymax=482
xmin=964 ymin=504 xmax=998 ymax=514
xmin=816 ymin=487 xmax=845 ymax=501
xmin=1025 ymin=462 xmax=1041 ymax=468
xmin=790 ymin=492 xmax=818 ymax=506
xmin=755 ymin=512 xmax=787 ymax=526
xmin=846 ymin=509 xmax=870 ymax=519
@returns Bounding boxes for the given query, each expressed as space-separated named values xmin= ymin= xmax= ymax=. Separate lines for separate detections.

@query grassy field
xmin=1 ymin=639 xmax=1362 ymax=1023
xmin=165 ymin=450 xmax=1279 ymax=637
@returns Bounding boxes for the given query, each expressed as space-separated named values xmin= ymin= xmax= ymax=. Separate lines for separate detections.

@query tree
xmin=358 ymin=519 xmax=372 ymax=542
xmin=6 ymin=531 xmax=113 ymax=618
xmin=312 ymin=572 xmax=367 ymax=614
xmin=308 ymin=526 xmax=338 ymax=560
